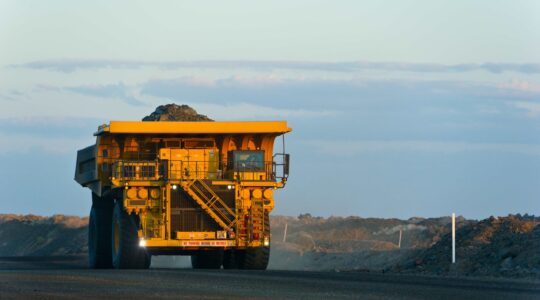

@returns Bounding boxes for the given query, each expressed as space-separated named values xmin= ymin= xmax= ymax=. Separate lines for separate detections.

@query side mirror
xmin=283 ymin=154 xmax=290 ymax=177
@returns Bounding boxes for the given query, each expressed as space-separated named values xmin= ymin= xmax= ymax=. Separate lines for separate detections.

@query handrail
xmin=111 ymin=158 xmax=288 ymax=182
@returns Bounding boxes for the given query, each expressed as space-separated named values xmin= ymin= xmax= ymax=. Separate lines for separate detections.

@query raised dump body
xmin=75 ymin=121 xmax=291 ymax=269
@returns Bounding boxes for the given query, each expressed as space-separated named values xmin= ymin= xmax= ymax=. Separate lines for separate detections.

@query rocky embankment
xmin=397 ymin=215 xmax=540 ymax=278
xmin=0 ymin=214 xmax=87 ymax=256
xmin=0 ymin=213 xmax=538 ymax=279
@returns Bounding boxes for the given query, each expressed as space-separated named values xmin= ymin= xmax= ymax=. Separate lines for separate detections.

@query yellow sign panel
xmin=176 ymin=231 xmax=216 ymax=240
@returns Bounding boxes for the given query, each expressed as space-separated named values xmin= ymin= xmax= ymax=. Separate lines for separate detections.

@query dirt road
xmin=0 ymin=256 xmax=538 ymax=299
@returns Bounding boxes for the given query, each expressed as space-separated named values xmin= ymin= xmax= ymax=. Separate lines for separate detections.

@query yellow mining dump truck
xmin=75 ymin=121 xmax=291 ymax=269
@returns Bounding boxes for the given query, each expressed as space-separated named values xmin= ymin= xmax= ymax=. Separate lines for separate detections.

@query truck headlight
xmin=139 ymin=239 xmax=147 ymax=247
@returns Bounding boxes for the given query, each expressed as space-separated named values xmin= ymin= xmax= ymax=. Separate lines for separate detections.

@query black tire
xmin=223 ymin=250 xmax=241 ymax=269
xmin=191 ymin=250 xmax=223 ymax=269
xmin=238 ymin=246 xmax=270 ymax=270
xmin=111 ymin=200 xmax=150 ymax=269
xmin=239 ymin=210 xmax=270 ymax=270
xmin=88 ymin=196 xmax=113 ymax=269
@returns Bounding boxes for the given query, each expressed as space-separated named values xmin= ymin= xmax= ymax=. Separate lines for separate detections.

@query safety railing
xmin=272 ymin=153 xmax=290 ymax=182
xmin=111 ymin=158 xmax=288 ymax=182
xmin=112 ymin=160 xmax=162 ymax=181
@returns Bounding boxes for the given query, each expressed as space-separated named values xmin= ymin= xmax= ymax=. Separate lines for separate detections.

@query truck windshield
xmin=232 ymin=151 xmax=264 ymax=171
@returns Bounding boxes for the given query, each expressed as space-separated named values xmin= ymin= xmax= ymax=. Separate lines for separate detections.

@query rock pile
xmin=399 ymin=215 xmax=540 ymax=278
xmin=0 ymin=214 xmax=88 ymax=256
xmin=142 ymin=104 xmax=213 ymax=122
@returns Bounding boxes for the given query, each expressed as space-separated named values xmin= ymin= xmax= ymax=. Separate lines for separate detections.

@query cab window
xmin=229 ymin=151 xmax=264 ymax=171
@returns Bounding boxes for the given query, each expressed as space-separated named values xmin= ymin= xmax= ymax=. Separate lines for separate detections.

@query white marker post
xmin=452 ymin=213 xmax=456 ymax=264
xmin=398 ymin=228 xmax=402 ymax=249
xmin=283 ymin=223 xmax=288 ymax=243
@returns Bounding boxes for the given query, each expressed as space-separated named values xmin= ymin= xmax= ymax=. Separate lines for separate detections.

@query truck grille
xmin=170 ymin=188 xmax=224 ymax=232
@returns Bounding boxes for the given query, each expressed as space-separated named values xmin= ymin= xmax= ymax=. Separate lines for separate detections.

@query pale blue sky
xmin=0 ymin=1 xmax=539 ymax=219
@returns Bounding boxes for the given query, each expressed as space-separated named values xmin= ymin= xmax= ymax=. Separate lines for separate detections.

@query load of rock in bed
xmin=142 ymin=104 xmax=213 ymax=122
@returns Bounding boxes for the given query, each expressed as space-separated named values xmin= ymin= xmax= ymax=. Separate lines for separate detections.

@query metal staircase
xmin=180 ymin=179 xmax=236 ymax=230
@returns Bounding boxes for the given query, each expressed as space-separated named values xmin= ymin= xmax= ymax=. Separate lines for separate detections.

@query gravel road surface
xmin=0 ymin=256 xmax=538 ymax=299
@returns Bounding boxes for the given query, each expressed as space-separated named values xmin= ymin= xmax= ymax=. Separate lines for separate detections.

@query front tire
xmin=238 ymin=247 xmax=270 ymax=270
xmin=88 ymin=196 xmax=113 ymax=269
xmin=238 ymin=210 xmax=270 ymax=270
xmin=111 ymin=200 xmax=150 ymax=269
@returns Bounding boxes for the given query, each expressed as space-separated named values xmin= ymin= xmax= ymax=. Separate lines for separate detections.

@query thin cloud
xmin=512 ymin=101 xmax=540 ymax=118
xmin=0 ymin=90 xmax=26 ymax=101
xmin=139 ymin=76 xmax=540 ymax=113
xmin=304 ymin=140 xmax=540 ymax=156
xmin=9 ymin=59 xmax=540 ymax=74
xmin=188 ymin=102 xmax=338 ymax=120
xmin=63 ymin=82 xmax=145 ymax=106
xmin=0 ymin=116 xmax=102 ymax=138
xmin=498 ymin=79 xmax=540 ymax=93
xmin=0 ymin=132 xmax=91 ymax=154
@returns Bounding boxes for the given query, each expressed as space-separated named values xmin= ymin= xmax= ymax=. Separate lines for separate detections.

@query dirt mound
xmin=142 ymin=104 xmax=213 ymax=122
xmin=0 ymin=214 xmax=88 ymax=256
xmin=399 ymin=215 xmax=540 ymax=278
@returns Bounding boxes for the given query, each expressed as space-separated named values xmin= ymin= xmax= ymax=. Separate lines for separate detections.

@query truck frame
xmin=75 ymin=120 xmax=291 ymax=269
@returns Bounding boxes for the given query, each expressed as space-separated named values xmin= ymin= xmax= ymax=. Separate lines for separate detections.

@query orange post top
xmin=95 ymin=121 xmax=292 ymax=135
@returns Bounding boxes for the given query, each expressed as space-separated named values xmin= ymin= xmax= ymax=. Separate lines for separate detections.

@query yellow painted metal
xmin=161 ymin=148 xmax=219 ymax=180
xmin=252 ymin=189 xmax=263 ymax=199
xmin=150 ymin=188 xmax=160 ymax=199
xmin=211 ymin=180 xmax=236 ymax=185
xmin=126 ymin=188 xmax=137 ymax=199
xmin=239 ymin=181 xmax=284 ymax=187
xmin=137 ymin=188 xmax=148 ymax=199
xmin=228 ymin=171 xmax=267 ymax=181
xmin=176 ymin=231 xmax=216 ymax=240
xmin=100 ymin=121 xmax=292 ymax=135
xmin=263 ymin=188 xmax=273 ymax=199
xmin=166 ymin=185 xmax=171 ymax=240
xmin=144 ymin=239 xmax=235 ymax=248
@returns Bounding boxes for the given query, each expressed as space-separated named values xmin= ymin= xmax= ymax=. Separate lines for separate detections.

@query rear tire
xmin=111 ymin=200 xmax=150 ymax=269
xmin=88 ymin=195 xmax=113 ymax=269
xmin=191 ymin=250 xmax=223 ymax=269
xmin=223 ymin=250 xmax=241 ymax=269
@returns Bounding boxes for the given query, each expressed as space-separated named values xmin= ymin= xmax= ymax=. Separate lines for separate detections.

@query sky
xmin=0 ymin=1 xmax=539 ymax=219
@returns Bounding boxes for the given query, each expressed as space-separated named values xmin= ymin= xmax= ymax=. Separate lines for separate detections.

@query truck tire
xmin=191 ymin=250 xmax=223 ymax=269
xmin=239 ymin=210 xmax=270 ymax=270
xmin=238 ymin=246 xmax=270 ymax=270
xmin=111 ymin=200 xmax=150 ymax=269
xmin=222 ymin=250 xmax=241 ymax=269
xmin=88 ymin=204 xmax=113 ymax=269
